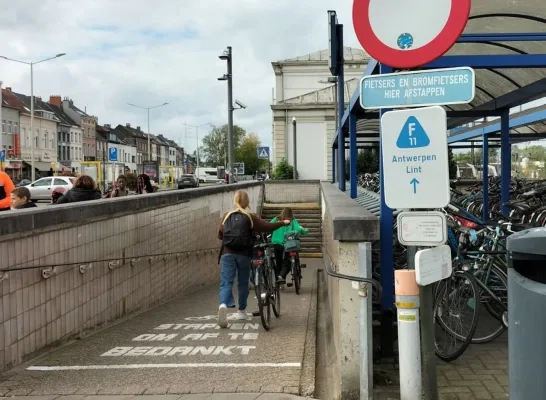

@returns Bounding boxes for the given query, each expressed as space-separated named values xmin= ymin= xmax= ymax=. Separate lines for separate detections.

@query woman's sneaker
xmin=218 ymin=304 xmax=228 ymax=328
xmin=236 ymin=310 xmax=250 ymax=321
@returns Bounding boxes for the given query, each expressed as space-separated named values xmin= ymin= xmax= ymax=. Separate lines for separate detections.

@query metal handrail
xmin=325 ymin=262 xmax=383 ymax=299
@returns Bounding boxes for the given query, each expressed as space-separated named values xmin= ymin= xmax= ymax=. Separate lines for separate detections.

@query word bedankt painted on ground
xmin=101 ymin=315 xmax=260 ymax=357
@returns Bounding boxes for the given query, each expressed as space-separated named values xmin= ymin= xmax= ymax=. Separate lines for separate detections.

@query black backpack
xmin=222 ymin=211 xmax=253 ymax=251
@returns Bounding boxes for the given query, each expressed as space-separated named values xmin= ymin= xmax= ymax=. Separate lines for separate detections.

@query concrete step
xmin=262 ymin=210 xmax=322 ymax=219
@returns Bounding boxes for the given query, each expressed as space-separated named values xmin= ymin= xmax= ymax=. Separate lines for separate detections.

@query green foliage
xmin=201 ymin=124 xmax=246 ymax=167
xmin=345 ymin=149 xmax=380 ymax=176
xmin=448 ymin=147 xmax=457 ymax=179
xmin=234 ymin=134 xmax=265 ymax=176
xmin=125 ymin=173 xmax=137 ymax=191
xmin=273 ymin=158 xmax=296 ymax=180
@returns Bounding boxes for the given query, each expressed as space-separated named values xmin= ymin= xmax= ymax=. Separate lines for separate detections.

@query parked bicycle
xmin=355 ymin=173 xmax=544 ymax=361
xmin=252 ymin=233 xmax=281 ymax=330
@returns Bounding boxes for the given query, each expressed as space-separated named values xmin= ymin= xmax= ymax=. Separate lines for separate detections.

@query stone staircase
xmin=260 ymin=203 xmax=322 ymax=258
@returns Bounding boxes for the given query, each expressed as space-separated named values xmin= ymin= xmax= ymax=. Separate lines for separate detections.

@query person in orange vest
xmin=0 ymin=171 xmax=16 ymax=211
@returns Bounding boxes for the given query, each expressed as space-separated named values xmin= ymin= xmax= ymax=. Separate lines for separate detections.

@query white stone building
xmin=270 ymin=47 xmax=369 ymax=180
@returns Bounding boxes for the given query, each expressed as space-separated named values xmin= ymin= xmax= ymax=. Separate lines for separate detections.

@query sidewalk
xmin=0 ymin=261 xmax=320 ymax=398
xmin=0 ymin=395 xmax=316 ymax=399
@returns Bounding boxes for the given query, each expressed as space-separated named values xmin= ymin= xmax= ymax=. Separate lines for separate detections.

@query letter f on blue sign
xmin=396 ymin=116 xmax=430 ymax=149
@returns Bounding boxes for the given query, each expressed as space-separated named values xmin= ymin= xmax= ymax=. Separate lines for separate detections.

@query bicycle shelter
xmin=332 ymin=5 xmax=546 ymax=356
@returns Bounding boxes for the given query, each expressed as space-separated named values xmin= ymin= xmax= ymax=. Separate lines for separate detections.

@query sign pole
xmin=421 ymin=283 xmax=439 ymax=400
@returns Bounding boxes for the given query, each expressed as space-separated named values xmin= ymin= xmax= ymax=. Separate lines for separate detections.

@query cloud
xmin=0 ymin=0 xmax=360 ymax=154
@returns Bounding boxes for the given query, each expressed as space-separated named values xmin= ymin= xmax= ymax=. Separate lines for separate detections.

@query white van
xmin=196 ymin=168 xmax=221 ymax=183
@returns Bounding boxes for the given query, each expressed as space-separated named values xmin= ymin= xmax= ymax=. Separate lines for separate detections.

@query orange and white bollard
xmin=395 ymin=269 xmax=422 ymax=400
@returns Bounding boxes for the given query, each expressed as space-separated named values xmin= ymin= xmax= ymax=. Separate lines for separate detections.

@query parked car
xmin=15 ymin=179 xmax=32 ymax=187
xmin=25 ymin=176 xmax=75 ymax=201
xmin=178 ymin=174 xmax=199 ymax=189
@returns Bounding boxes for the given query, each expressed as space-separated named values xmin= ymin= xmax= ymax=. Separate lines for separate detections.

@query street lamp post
xmin=184 ymin=122 xmax=212 ymax=171
xmin=0 ymin=53 xmax=66 ymax=181
xmin=218 ymin=46 xmax=234 ymax=183
xmin=127 ymin=102 xmax=169 ymax=160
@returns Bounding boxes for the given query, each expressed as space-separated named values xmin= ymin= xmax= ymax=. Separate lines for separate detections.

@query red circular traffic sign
xmin=353 ymin=0 xmax=471 ymax=69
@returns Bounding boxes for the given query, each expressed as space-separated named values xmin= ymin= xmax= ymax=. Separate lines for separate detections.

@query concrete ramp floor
xmin=0 ymin=261 xmax=321 ymax=399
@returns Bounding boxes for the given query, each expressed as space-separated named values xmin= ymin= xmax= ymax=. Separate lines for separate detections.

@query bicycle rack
xmin=350 ymin=187 xmax=401 ymax=217
xmin=130 ymin=258 xmax=141 ymax=266
xmin=0 ymin=270 xmax=7 ymax=282
xmin=149 ymin=256 xmax=157 ymax=263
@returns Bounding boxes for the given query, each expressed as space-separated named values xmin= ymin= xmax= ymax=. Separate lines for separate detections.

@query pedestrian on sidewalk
xmin=109 ymin=175 xmax=129 ymax=197
xmin=136 ymin=174 xmax=154 ymax=194
xmin=0 ymin=170 xmax=16 ymax=211
xmin=55 ymin=175 xmax=102 ymax=204
xmin=270 ymin=207 xmax=309 ymax=283
xmin=10 ymin=187 xmax=37 ymax=209
xmin=216 ymin=190 xmax=290 ymax=328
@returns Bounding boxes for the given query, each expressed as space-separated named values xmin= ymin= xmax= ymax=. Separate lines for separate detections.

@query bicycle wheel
xmin=255 ymin=267 xmax=271 ymax=331
xmin=293 ymin=259 xmax=301 ymax=295
xmin=434 ymin=270 xmax=480 ymax=362
xmin=270 ymin=263 xmax=281 ymax=318
xmin=474 ymin=265 xmax=508 ymax=344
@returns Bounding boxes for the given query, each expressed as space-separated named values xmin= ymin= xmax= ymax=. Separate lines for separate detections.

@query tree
xmin=200 ymin=124 xmax=246 ymax=167
xmin=235 ymin=134 xmax=264 ymax=176
xmin=448 ymin=147 xmax=457 ymax=179
xmin=273 ymin=158 xmax=295 ymax=179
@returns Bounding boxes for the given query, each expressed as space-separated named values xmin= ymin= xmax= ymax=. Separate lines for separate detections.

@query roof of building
xmin=273 ymin=47 xmax=369 ymax=65
xmin=280 ymin=78 xmax=359 ymax=105
xmin=157 ymin=134 xmax=178 ymax=148
xmin=2 ymin=89 xmax=29 ymax=113
xmin=11 ymin=92 xmax=67 ymax=124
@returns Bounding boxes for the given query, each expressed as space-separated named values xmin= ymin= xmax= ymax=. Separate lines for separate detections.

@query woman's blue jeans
xmin=219 ymin=253 xmax=251 ymax=311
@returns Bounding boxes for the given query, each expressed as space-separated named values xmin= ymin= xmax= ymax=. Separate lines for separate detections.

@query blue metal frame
xmin=448 ymin=106 xmax=546 ymax=143
xmin=331 ymin=30 xmax=546 ymax=356
xmin=349 ymin=113 xmax=358 ymax=198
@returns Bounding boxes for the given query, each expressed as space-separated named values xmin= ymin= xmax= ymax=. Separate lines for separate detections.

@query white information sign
xmin=415 ymin=245 xmax=452 ymax=286
xmin=397 ymin=211 xmax=447 ymax=246
xmin=381 ymin=106 xmax=450 ymax=209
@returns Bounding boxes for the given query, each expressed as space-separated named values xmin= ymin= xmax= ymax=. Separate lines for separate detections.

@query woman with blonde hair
xmin=216 ymin=190 xmax=290 ymax=328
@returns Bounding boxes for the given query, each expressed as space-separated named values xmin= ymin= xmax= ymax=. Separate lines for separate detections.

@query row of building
xmin=1 ymin=88 xmax=191 ymax=180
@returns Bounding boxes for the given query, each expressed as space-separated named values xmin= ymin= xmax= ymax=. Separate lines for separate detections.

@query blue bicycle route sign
xmin=380 ymin=105 xmax=450 ymax=209
xmin=360 ymin=67 xmax=475 ymax=109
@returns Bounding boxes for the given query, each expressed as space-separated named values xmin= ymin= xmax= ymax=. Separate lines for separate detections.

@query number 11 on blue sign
xmin=396 ymin=116 xmax=430 ymax=149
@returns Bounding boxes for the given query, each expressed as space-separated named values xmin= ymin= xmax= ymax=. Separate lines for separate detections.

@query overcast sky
xmin=0 ymin=0 xmax=362 ymax=154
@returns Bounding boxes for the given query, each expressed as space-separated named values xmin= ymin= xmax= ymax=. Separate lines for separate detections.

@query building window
xmin=35 ymin=129 xmax=39 ymax=148
xmin=7 ymin=121 xmax=12 ymax=134
xmin=21 ymin=128 xmax=26 ymax=147
xmin=1 ymin=120 xmax=4 ymax=134
xmin=13 ymin=122 xmax=18 ymax=134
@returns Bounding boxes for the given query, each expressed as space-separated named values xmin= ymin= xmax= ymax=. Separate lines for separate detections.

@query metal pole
xmin=196 ymin=126 xmax=200 ymax=170
xmin=102 ymin=148 xmax=106 ymax=193
xmin=227 ymin=46 xmax=234 ymax=183
xmin=420 ymin=284 xmax=438 ymax=400
xmin=30 ymin=62 xmax=35 ymax=181
xmin=0 ymin=80 xmax=3 ymax=172
xmin=292 ymin=118 xmax=297 ymax=179
xmin=336 ymin=24 xmax=345 ymax=192
xmin=358 ymin=242 xmax=373 ymax=399
xmin=395 ymin=269 xmax=422 ymax=399
xmin=147 ymin=108 xmax=151 ymax=160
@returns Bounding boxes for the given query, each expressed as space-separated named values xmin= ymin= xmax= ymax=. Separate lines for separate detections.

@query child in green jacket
xmin=270 ymin=207 xmax=309 ymax=283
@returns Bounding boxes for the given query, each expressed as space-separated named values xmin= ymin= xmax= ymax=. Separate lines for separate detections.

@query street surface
xmin=0 ymin=260 xmax=319 ymax=398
